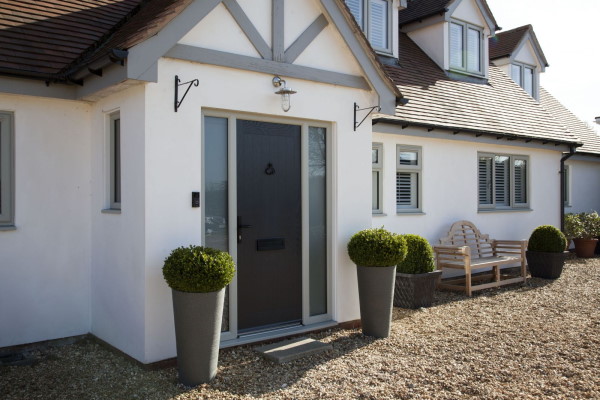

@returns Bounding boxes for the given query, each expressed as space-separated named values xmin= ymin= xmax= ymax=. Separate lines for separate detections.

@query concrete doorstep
xmin=255 ymin=337 xmax=332 ymax=363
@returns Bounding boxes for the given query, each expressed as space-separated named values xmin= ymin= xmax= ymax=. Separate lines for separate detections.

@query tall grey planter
xmin=356 ymin=265 xmax=396 ymax=338
xmin=172 ymin=288 xmax=225 ymax=386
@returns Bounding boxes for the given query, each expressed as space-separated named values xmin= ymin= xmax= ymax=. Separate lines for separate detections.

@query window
xmin=478 ymin=153 xmax=529 ymax=210
xmin=450 ymin=20 xmax=483 ymax=75
xmin=396 ymin=145 xmax=421 ymax=212
xmin=0 ymin=111 xmax=14 ymax=226
xmin=372 ymin=143 xmax=383 ymax=213
xmin=511 ymin=63 xmax=535 ymax=97
xmin=109 ymin=112 xmax=121 ymax=210
xmin=346 ymin=0 xmax=391 ymax=53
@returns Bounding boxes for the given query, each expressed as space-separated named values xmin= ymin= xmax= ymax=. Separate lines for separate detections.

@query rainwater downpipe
xmin=560 ymin=146 xmax=576 ymax=231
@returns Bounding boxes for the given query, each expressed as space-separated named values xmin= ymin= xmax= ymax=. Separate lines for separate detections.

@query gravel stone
xmin=1 ymin=258 xmax=598 ymax=399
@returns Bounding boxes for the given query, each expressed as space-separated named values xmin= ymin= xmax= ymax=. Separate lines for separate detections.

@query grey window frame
xmin=478 ymin=152 xmax=530 ymax=211
xmin=346 ymin=0 xmax=393 ymax=54
xmin=372 ymin=143 xmax=383 ymax=213
xmin=563 ymin=164 xmax=571 ymax=207
xmin=396 ymin=145 xmax=422 ymax=213
xmin=449 ymin=19 xmax=484 ymax=76
xmin=109 ymin=111 xmax=121 ymax=210
xmin=511 ymin=62 xmax=536 ymax=98
xmin=0 ymin=111 xmax=14 ymax=226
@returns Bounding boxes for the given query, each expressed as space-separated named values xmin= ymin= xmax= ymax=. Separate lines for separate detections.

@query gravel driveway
xmin=2 ymin=257 xmax=599 ymax=400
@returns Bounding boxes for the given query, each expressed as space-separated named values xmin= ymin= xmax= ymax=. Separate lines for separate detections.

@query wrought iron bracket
xmin=354 ymin=102 xmax=381 ymax=131
xmin=174 ymin=75 xmax=199 ymax=112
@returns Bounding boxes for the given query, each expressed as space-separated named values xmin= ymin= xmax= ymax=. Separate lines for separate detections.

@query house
xmin=0 ymin=0 xmax=583 ymax=365
xmin=487 ymin=24 xmax=600 ymax=215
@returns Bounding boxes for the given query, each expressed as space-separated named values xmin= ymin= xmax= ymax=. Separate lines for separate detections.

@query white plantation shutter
xmin=346 ymin=0 xmax=363 ymax=29
xmin=372 ymin=170 xmax=380 ymax=211
xmin=514 ymin=158 xmax=527 ymax=205
xmin=467 ymin=28 xmax=480 ymax=72
xmin=478 ymin=156 xmax=493 ymax=206
xmin=524 ymin=67 xmax=534 ymax=97
xmin=369 ymin=0 xmax=388 ymax=49
xmin=396 ymin=172 xmax=417 ymax=208
xmin=494 ymin=156 xmax=510 ymax=206
xmin=511 ymin=64 xmax=522 ymax=87
xmin=450 ymin=23 xmax=463 ymax=68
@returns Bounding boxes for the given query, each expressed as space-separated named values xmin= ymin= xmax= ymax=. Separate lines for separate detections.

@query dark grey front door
xmin=236 ymin=120 xmax=302 ymax=332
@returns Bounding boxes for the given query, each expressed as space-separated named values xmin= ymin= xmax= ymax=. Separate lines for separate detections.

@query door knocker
xmin=265 ymin=163 xmax=275 ymax=175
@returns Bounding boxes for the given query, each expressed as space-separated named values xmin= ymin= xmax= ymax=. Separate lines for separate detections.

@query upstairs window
xmin=450 ymin=20 xmax=483 ymax=75
xmin=478 ymin=153 xmax=529 ymax=210
xmin=0 ymin=111 xmax=14 ymax=226
xmin=511 ymin=63 xmax=535 ymax=98
xmin=346 ymin=0 xmax=392 ymax=53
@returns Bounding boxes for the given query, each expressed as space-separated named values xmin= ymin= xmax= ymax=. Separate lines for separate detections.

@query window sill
xmin=101 ymin=208 xmax=121 ymax=215
xmin=372 ymin=212 xmax=388 ymax=217
xmin=478 ymin=208 xmax=533 ymax=213
xmin=396 ymin=211 xmax=426 ymax=216
xmin=0 ymin=225 xmax=16 ymax=231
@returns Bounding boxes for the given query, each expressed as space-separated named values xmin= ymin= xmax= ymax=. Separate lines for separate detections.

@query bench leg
xmin=465 ymin=265 xmax=472 ymax=297
xmin=493 ymin=265 xmax=500 ymax=282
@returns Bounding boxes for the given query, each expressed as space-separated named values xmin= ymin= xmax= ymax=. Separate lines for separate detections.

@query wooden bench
xmin=433 ymin=221 xmax=527 ymax=296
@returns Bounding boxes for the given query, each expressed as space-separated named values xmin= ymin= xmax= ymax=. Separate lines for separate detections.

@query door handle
xmin=237 ymin=217 xmax=252 ymax=243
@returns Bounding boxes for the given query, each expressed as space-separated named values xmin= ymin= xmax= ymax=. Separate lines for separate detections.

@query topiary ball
xmin=347 ymin=228 xmax=407 ymax=267
xmin=528 ymin=225 xmax=567 ymax=253
xmin=397 ymin=234 xmax=435 ymax=274
xmin=163 ymin=245 xmax=235 ymax=293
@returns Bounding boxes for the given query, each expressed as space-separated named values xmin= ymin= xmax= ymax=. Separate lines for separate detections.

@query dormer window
xmin=450 ymin=20 xmax=483 ymax=75
xmin=346 ymin=0 xmax=392 ymax=53
xmin=511 ymin=63 xmax=535 ymax=97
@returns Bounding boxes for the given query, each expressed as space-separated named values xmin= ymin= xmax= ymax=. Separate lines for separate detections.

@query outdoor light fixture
xmin=272 ymin=76 xmax=297 ymax=112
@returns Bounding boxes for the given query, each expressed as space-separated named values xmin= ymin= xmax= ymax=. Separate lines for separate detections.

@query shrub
xmin=563 ymin=212 xmax=600 ymax=239
xmin=528 ymin=225 xmax=567 ymax=253
xmin=163 ymin=246 xmax=235 ymax=293
xmin=347 ymin=228 xmax=407 ymax=267
xmin=397 ymin=234 xmax=435 ymax=274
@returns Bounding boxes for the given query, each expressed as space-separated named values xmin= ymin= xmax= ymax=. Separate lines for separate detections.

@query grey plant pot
xmin=172 ymin=288 xmax=225 ymax=386
xmin=356 ymin=265 xmax=396 ymax=338
xmin=526 ymin=251 xmax=568 ymax=279
xmin=394 ymin=270 xmax=442 ymax=309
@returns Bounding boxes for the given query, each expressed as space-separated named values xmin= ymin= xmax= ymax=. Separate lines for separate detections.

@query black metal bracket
xmin=174 ymin=75 xmax=199 ymax=112
xmin=354 ymin=102 xmax=381 ymax=131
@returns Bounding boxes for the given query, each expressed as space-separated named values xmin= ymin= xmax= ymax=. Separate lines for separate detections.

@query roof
xmin=540 ymin=87 xmax=600 ymax=155
xmin=0 ymin=0 xmax=191 ymax=82
xmin=398 ymin=0 xmax=499 ymax=30
xmin=489 ymin=24 xmax=549 ymax=67
xmin=376 ymin=33 xmax=579 ymax=146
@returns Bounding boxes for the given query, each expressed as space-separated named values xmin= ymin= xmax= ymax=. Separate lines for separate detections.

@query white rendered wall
xmin=372 ymin=128 xmax=563 ymax=247
xmin=90 ymin=84 xmax=147 ymax=361
xmin=407 ymin=22 xmax=447 ymax=70
xmin=0 ymin=94 xmax=91 ymax=347
xmin=565 ymin=159 xmax=600 ymax=213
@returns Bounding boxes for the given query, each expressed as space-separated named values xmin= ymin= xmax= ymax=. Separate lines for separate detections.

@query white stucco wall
xmin=407 ymin=22 xmax=447 ymax=70
xmin=90 ymin=84 xmax=148 ymax=361
xmin=565 ymin=158 xmax=600 ymax=213
xmin=372 ymin=127 xmax=563 ymax=245
xmin=0 ymin=94 xmax=92 ymax=347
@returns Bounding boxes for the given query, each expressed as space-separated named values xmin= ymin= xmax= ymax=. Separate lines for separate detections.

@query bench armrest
xmin=492 ymin=239 xmax=527 ymax=257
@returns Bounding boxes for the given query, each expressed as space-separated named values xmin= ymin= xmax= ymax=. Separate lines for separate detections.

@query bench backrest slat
xmin=439 ymin=220 xmax=495 ymax=260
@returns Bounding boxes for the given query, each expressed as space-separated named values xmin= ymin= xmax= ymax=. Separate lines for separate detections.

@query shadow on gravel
xmin=191 ymin=331 xmax=373 ymax=398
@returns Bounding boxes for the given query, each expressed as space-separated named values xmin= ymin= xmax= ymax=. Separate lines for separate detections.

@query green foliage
xmin=528 ymin=225 xmax=567 ymax=253
xmin=396 ymin=234 xmax=436 ymax=274
xmin=163 ymin=246 xmax=235 ymax=293
xmin=564 ymin=212 xmax=600 ymax=239
xmin=347 ymin=228 xmax=407 ymax=267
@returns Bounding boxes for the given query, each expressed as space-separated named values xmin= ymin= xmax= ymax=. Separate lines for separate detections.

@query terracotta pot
xmin=573 ymin=238 xmax=599 ymax=258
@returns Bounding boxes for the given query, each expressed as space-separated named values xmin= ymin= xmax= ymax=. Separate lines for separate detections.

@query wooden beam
xmin=223 ymin=0 xmax=272 ymax=60
xmin=165 ymin=45 xmax=370 ymax=90
xmin=284 ymin=14 xmax=329 ymax=63
xmin=272 ymin=0 xmax=284 ymax=62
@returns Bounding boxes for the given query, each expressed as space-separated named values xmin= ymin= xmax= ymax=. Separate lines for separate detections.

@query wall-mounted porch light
xmin=272 ymin=76 xmax=297 ymax=112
